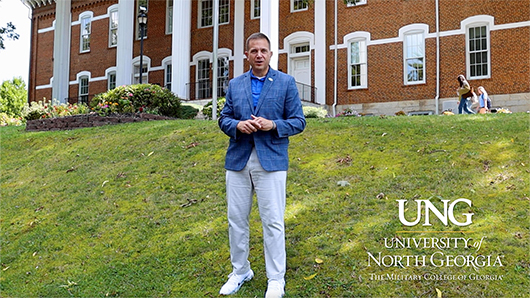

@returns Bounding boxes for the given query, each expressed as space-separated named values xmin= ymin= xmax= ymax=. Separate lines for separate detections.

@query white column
xmin=116 ymin=0 xmax=135 ymax=86
xmin=233 ymin=0 xmax=245 ymax=76
xmin=52 ymin=0 xmax=71 ymax=103
xmin=314 ymin=0 xmax=326 ymax=105
xmin=171 ymin=0 xmax=191 ymax=99
xmin=260 ymin=0 xmax=279 ymax=69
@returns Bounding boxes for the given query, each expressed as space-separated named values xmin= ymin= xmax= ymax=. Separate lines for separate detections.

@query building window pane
xmin=81 ymin=16 xmax=91 ymax=52
xmin=197 ymin=59 xmax=211 ymax=99
xmin=405 ymin=33 xmax=424 ymax=83
xmin=292 ymin=0 xmax=308 ymax=11
xmin=200 ymin=0 xmax=229 ymax=28
xmin=166 ymin=0 xmax=173 ymax=34
xmin=468 ymin=25 xmax=488 ymax=78
xmin=165 ymin=63 xmax=172 ymax=89
xmin=252 ymin=0 xmax=260 ymax=19
xmin=217 ymin=57 xmax=229 ymax=97
xmin=134 ymin=64 xmax=148 ymax=84
xmin=349 ymin=40 xmax=367 ymax=88
xmin=109 ymin=9 xmax=118 ymax=47
xmin=108 ymin=72 xmax=116 ymax=90
xmin=79 ymin=76 xmax=89 ymax=104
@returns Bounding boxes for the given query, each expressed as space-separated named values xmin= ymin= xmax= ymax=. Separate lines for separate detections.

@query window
xmin=79 ymin=76 xmax=89 ymax=104
xmin=109 ymin=9 xmax=118 ymax=47
xmin=292 ymin=0 xmax=308 ymax=11
xmin=292 ymin=44 xmax=310 ymax=54
xmin=468 ymin=25 xmax=489 ymax=78
xmin=348 ymin=39 xmax=367 ymax=89
xmin=251 ymin=0 xmax=260 ymax=19
xmin=166 ymin=0 xmax=173 ymax=34
xmin=197 ymin=59 xmax=211 ymax=99
xmin=217 ymin=57 xmax=229 ymax=97
xmin=108 ymin=72 xmax=116 ymax=90
xmin=165 ymin=63 xmax=172 ymax=89
xmin=80 ymin=16 xmax=91 ymax=52
xmin=404 ymin=32 xmax=425 ymax=84
xmin=346 ymin=0 xmax=367 ymax=6
xmin=199 ymin=0 xmax=229 ymax=28
xmin=134 ymin=63 xmax=148 ymax=84
xmin=137 ymin=0 xmax=148 ymax=39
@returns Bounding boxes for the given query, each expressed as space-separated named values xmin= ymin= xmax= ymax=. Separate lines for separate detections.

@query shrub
xmin=178 ymin=105 xmax=199 ymax=119
xmin=303 ymin=106 xmax=328 ymax=118
xmin=21 ymin=99 xmax=89 ymax=121
xmin=202 ymin=97 xmax=226 ymax=120
xmin=91 ymin=84 xmax=181 ymax=118
xmin=0 ymin=77 xmax=27 ymax=118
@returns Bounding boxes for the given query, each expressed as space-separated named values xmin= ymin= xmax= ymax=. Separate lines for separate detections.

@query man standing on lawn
xmin=218 ymin=32 xmax=306 ymax=298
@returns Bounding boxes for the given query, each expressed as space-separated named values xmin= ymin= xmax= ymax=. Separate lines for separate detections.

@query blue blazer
xmin=219 ymin=68 xmax=306 ymax=172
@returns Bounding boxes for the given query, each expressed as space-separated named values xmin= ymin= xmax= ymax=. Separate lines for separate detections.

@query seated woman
xmin=476 ymin=86 xmax=492 ymax=114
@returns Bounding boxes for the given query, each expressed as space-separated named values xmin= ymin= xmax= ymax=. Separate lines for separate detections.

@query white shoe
xmin=265 ymin=279 xmax=285 ymax=298
xmin=219 ymin=269 xmax=254 ymax=295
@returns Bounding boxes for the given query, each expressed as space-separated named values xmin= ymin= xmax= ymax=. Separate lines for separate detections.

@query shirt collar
xmin=250 ymin=70 xmax=268 ymax=81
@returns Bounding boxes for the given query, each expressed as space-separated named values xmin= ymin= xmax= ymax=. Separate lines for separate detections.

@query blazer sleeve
xmin=275 ymin=75 xmax=306 ymax=138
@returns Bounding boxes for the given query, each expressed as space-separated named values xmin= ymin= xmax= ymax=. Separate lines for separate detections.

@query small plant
xmin=303 ymin=106 xmax=328 ymax=118
xmin=202 ymin=97 xmax=226 ymax=119
xmin=0 ymin=113 xmax=23 ymax=126
xmin=395 ymin=110 xmax=407 ymax=116
xmin=333 ymin=108 xmax=360 ymax=117
xmin=21 ymin=99 xmax=89 ymax=121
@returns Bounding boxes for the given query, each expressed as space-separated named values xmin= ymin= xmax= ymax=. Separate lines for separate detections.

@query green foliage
xmin=0 ymin=21 xmax=19 ymax=50
xmin=0 ymin=77 xmax=27 ymax=117
xmin=202 ymin=97 xmax=226 ymax=119
xmin=1 ymin=114 xmax=528 ymax=297
xmin=21 ymin=99 xmax=90 ymax=121
xmin=178 ymin=104 xmax=199 ymax=119
xmin=303 ymin=106 xmax=328 ymax=118
xmin=90 ymin=84 xmax=181 ymax=118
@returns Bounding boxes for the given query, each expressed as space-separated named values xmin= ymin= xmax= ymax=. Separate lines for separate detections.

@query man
xmin=218 ymin=32 xmax=306 ymax=297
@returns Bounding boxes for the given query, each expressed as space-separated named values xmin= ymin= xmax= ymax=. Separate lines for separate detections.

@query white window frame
xmin=197 ymin=58 xmax=211 ymax=98
xmin=108 ymin=7 xmax=118 ymax=48
xmin=348 ymin=38 xmax=368 ymax=89
xmin=251 ymin=0 xmax=260 ymax=19
xmin=108 ymin=72 xmax=116 ymax=90
xmin=403 ymin=31 xmax=425 ymax=85
xmin=79 ymin=76 xmax=89 ymax=103
xmin=162 ymin=57 xmax=172 ymax=89
xmin=198 ymin=0 xmax=229 ymax=28
xmin=132 ymin=56 xmax=150 ymax=84
xmin=466 ymin=24 xmax=490 ymax=80
xmin=291 ymin=0 xmax=308 ymax=12
xmin=79 ymin=12 xmax=92 ymax=53
xmin=166 ymin=0 xmax=173 ymax=34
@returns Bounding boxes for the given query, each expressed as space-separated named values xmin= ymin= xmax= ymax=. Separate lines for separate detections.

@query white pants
xmin=226 ymin=148 xmax=287 ymax=281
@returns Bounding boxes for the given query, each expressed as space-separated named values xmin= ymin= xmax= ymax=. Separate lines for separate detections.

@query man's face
xmin=245 ymin=38 xmax=272 ymax=76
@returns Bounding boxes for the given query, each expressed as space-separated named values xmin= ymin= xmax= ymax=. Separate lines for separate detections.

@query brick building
xmin=23 ymin=0 xmax=530 ymax=115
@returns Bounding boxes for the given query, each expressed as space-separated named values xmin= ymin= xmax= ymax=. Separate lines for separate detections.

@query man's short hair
xmin=245 ymin=32 xmax=271 ymax=50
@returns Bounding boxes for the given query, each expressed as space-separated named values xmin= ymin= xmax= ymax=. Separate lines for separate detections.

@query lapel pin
xmin=269 ymin=77 xmax=273 ymax=81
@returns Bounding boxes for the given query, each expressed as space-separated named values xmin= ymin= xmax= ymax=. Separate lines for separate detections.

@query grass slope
xmin=1 ymin=114 xmax=529 ymax=297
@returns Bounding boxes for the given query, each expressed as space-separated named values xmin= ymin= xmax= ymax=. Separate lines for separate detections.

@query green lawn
xmin=1 ymin=113 xmax=528 ymax=297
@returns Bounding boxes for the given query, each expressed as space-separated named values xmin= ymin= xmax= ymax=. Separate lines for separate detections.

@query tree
xmin=0 ymin=77 xmax=27 ymax=117
xmin=0 ymin=0 xmax=20 ymax=50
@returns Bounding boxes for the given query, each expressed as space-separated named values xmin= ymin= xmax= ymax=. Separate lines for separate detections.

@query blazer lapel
xmin=254 ymin=69 xmax=277 ymax=114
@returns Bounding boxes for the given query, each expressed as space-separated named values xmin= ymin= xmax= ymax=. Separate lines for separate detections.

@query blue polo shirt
xmin=250 ymin=71 xmax=267 ymax=109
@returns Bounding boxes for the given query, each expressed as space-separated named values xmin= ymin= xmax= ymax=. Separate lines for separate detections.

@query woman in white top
xmin=476 ymin=86 xmax=491 ymax=114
